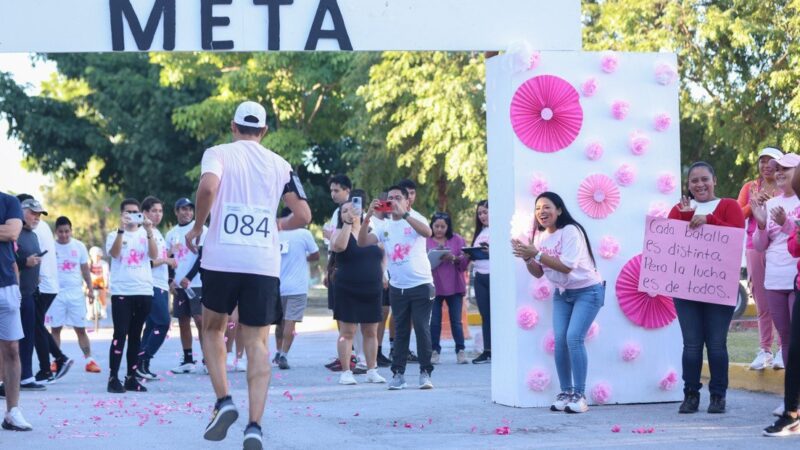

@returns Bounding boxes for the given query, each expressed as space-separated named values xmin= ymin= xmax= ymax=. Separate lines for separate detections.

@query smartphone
xmin=129 ymin=213 xmax=144 ymax=224
xmin=352 ymin=196 xmax=363 ymax=212
xmin=376 ymin=200 xmax=393 ymax=213
xmin=35 ymin=250 xmax=48 ymax=257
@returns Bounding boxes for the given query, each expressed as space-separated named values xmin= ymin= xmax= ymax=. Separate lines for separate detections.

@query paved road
xmin=1 ymin=320 xmax=797 ymax=449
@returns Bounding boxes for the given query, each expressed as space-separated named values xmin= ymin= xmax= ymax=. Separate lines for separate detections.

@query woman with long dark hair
xmin=512 ymin=192 xmax=604 ymax=414
xmin=468 ymin=200 xmax=491 ymax=364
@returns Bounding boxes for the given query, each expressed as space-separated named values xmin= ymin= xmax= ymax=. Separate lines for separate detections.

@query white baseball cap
xmin=233 ymin=101 xmax=267 ymax=128
xmin=758 ymin=147 xmax=784 ymax=161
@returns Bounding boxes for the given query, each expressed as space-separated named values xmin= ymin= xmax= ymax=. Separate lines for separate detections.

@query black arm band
xmin=185 ymin=246 xmax=203 ymax=281
xmin=282 ymin=171 xmax=308 ymax=201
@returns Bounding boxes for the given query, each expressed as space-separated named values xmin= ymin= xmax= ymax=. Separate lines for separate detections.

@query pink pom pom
xmin=615 ymin=164 xmax=636 ymax=187
xmin=528 ymin=51 xmax=541 ymax=70
xmin=529 ymin=173 xmax=548 ymax=197
xmin=510 ymin=211 xmax=535 ymax=242
xmin=611 ymin=101 xmax=630 ymax=120
xmin=659 ymin=370 xmax=679 ymax=391
xmin=586 ymin=322 xmax=600 ymax=341
xmin=629 ymin=131 xmax=650 ymax=156
xmin=516 ymin=306 xmax=539 ymax=330
xmin=648 ymin=201 xmax=670 ymax=218
xmin=526 ymin=368 xmax=551 ymax=392
xmin=598 ymin=236 xmax=620 ymax=260
xmin=591 ymin=382 xmax=612 ymax=405
xmin=530 ymin=278 xmax=553 ymax=301
xmin=542 ymin=330 xmax=555 ymax=355
xmin=621 ymin=342 xmax=641 ymax=362
xmin=654 ymin=113 xmax=672 ymax=132
xmin=581 ymin=78 xmax=598 ymax=97
xmin=657 ymin=173 xmax=677 ymax=194
xmin=601 ymin=52 xmax=619 ymax=74
xmin=585 ymin=141 xmax=604 ymax=161
xmin=655 ymin=62 xmax=678 ymax=86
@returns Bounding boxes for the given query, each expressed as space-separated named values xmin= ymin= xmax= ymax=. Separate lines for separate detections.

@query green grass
xmin=726 ymin=329 xmax=768 ymax=364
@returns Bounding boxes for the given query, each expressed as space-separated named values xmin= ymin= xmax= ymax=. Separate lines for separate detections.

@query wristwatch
xmin=402 ymin=211 xmax=410 ymax=220
xmin=117 ymin=229 xmax=124 ymax=235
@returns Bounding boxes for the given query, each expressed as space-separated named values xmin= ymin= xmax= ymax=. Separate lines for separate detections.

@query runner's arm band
xmin=282 ymin=171 xmax=308 ymax=201
xmin=184 ymin=246 xmax=203 ymax=281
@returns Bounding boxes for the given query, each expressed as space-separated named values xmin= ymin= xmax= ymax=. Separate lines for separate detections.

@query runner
xmin=137 ymin=197 xmax=176 ymax=380
xmin=51 ymin=216 xmax=100 ymax=374
xmin=105 ymin=198 xmax=157 ymax=393
xmin=274 ymin=207 xmax=320 ymax=370
xmin=186 ymin=101 xmax=311 ymax=449
xmin=165 ymin=197 xmax=208 ymax=375
xmin=0 ymin=191 xmax=31 ymax=431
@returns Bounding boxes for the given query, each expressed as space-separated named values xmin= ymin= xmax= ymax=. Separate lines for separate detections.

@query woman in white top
xmin=512 ymin=192 xmax=604 ymax=414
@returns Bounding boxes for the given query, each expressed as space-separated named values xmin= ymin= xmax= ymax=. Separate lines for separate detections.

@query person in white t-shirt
xmin=136 ymin=197 xmax=178 ymax=380
xmin=274 ymin=207 xmax=320 ymax=370
xmin=358 ymin=185 xmax=435 ymax=391
xmin=105 ymin=198 xmax=158 ymax=394
xmin=512 ymin=191 xmax=605 ymax=415
xmin=52 ymin=216 xmax=100 ymax=374
xmin=185 ymin=101 xmax=311 ymax=449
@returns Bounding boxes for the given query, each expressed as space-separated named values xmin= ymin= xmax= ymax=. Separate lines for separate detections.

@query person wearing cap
xmin=669 ymin=161 xmax=745 ymax=415
xmin=0 ymin=191 xmax=32 ymax=431
xmin=752 ymin=153 xmax=800 ymax=385
xmin=164 ymin=196 xmax=208 ymax=375
xmin=738 ymin=147 xmax=784 ymax=371
xmin=185 ymin=100 xmax=311 ymax=449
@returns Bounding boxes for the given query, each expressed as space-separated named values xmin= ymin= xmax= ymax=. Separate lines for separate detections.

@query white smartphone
xmin=129 ymin=213 xmax=144 ymax=224
xmin=352 ymin=196 xmax=363 ymax=213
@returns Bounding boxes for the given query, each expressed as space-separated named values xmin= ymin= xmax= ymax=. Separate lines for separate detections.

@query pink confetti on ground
xmin=632 ymin=427 xmax=655 ymax=434
xmin=495 ymin=426 xmax=511 ymax=435
xmin=611 ymin=425 xmax=621 ymax=433
xmin=470 ymin=425 xmax=478 ymax=433
xmin=283 ymin=390 xmax=294 ymax=401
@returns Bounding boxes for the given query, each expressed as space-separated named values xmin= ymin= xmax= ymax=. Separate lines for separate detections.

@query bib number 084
xmin=218 ymin=203 xmax=273 ymax=248
xmin=224 ymin=214 xmax=269 ymax=237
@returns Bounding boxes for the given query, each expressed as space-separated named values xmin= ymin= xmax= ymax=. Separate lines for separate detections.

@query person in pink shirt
xmin=738 ymin=147 xmax=783 ymax=370
xmin=752 ymin=153 xmax=800 ymax=372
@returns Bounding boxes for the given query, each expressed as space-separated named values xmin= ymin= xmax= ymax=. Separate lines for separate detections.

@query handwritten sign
xmin=639 ymin=216 xmax=745 ymax=306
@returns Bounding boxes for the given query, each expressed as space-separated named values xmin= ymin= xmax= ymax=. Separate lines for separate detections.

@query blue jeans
xmin=474 ymin=273 xmax=491 ymax=351
xmin=673 ymin=298 xmax=734 ymax=396
xmin=552 ymin=283 xmax=604 ymax=394
xmin=430 ymin=294 xmax=465 ymax=353
xmin=141 ymin=288 xmax=170 ymax=360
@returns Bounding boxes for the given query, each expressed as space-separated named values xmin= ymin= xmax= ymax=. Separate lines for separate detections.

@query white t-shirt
xmin=324 ymin=207 xmax=339 ymax=250
xmin=54 ymin=239 xmax=89 ymax=298
xmin=165 ymin=221 xmax=208 ymax=288
xmin=279 ymin=229 xmax=319 ymax=296
xmin=105 ymin=228 xmax=154 ymax=296
xmin=760 ymin=194 xmax=800 ymax=290
xmin=200 ymin=140 xmax=292 ymax=277
xmin=34 ymin=221 xmax=59 ymax=294
xmin=533 ymin=224 xmax=603 ymax=291
xmin=370 ymin=210 xmax=433 ymax=289
xmin=691 ymin=199 xmax=722 ymax=215
xmin=150 ymin=228 xmax=169 ymax=291
xmin=472 ymin=227 xmax=490 ymax=275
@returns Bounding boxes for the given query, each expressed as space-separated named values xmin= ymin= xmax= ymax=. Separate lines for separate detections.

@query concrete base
xmin=703 ymin=362 xmax=784 ymax=395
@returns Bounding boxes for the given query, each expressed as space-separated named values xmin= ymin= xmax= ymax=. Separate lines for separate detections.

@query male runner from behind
xmin=186 ymin=101 xmax=311 ymax=450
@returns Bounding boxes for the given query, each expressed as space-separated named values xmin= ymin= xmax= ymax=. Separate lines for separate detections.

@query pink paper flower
xmin=629 ymin=131 xmax=650 ymax=156
xmin=601 ymin=52 xmax=619 ymax=74
xmin=615 ymin=164 xmax=637 ymax=187
xmin=654 ymin=113 xmax=672 ymax=132
xmin=616 ymin=255 xmax=677 ymax=329
xmin=657 ymin=173 xmax=677 ymax=194
xmin=659 ymin=370 xmax=679 ymax=391
xmin=598 ymin=236 xmax=620 ymax=259
xmin=528 ymin=51 xmax=541 ymax=70
xmin=516 ymin=306 xmax=539 ymax=330
xmin=586 ymin=322 xmax=600 ymax=341
xmin=611 ymin=101 xmax=630 ymax=120
xmin=581 ymin=78 xmax=598 ymax=97
xmin=526 ymin=369 xmax=551 ymax=392
xmin=530 ymin=278 xmax=553 ymax=301
xmin=655 ymin=62 xmax=678 ymax=86
xmin=578 ymin=174 xmax=621 ymax=219
xmin=585 ymin=141 xmax=604 ymax=161
xmin=591 ymin=382 xmax=612 ymax=405
xmin=621 ymin=342 xmax=641 ymax=362
xmin=529 ymin=173 xmax=548 ymax=197
xmin=510 ymin=75 xmax=584 ymax=153
xmin=542 ymin=330 xmax=555 ymax=355
xmin=648 ymin=201 xmax=670 ymax=218
xmin=510 ymin=211 xmax=535 ymax=241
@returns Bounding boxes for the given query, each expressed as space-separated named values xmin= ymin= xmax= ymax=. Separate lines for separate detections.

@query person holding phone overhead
xmin=512 ymin=192 xmax=604 ymax=414
xmin=468 ymin=200 xmax=492 ymax=364
xmin=669 ymin=161 xmax=745 ymax=415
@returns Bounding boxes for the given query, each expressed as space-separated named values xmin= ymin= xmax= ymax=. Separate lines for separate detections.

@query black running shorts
xmin=201 ymin=269 xmax=282 ymax=327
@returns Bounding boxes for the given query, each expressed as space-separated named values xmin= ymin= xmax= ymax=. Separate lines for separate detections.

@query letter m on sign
xmin=110 ymin=0 xmax=176 ymax=51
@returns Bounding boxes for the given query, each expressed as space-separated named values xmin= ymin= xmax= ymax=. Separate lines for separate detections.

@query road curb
xmin=702 ymin=361 xmax=784 ymax=395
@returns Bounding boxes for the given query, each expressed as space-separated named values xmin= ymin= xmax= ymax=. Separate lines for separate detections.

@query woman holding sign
xmin=669 ymin=161 xmax=745 ymax=414
xmin=512 ymin=192 xmax=604 ymax=414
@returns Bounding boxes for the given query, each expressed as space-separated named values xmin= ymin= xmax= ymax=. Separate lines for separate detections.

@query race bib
xmin=219 ymin=203 xmax=273 ymax=248
xmin=279 ymin=241 xmax=290 ymax=254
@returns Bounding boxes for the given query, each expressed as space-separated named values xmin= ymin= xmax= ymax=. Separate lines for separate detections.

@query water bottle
xmin=184 ymin=287 xmax=196 ymax=300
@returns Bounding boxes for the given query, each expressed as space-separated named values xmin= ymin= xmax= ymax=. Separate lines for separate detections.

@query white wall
xmin=487 ymin=52 xmax=684 ymax=407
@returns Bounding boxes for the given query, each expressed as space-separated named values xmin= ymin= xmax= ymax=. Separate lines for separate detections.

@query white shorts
xmin=48 ymin=292 xmax=87 ymax=328
xmin=0 ymin=285 xmax=23 ymax=341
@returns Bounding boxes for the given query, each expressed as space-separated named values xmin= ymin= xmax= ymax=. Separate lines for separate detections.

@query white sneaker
xmin=2 ymin=407 xmax=32 ymax=431
xmin=456 ymin=350 xmax=468 ymax=364
xmin=192 ymin=364 xmax=209 ymax=375
xmin=234 ymin=357 xmax=247 ymax=373
xmin=773 ymin=403 xmax=785 ymax=417
xmin=355 ymin=361 xmax=368 ymax=371
xmin=773 ymin=350 xmax=785 ymax=370
xmin=565 ymin=393 xmax=589 ymax=414
xmin=226 ymin=353 xmax=235 ymax=372
xmin=550 ymin=392 xmax=571 ymax=412
xmin=339 ymin=370 xmax=357 ymax=385
xmin=431 ymin=351 xmax=440 ymax=365
xmin=170 ymin=361 xmax=195 ymax=374
xmin=749 ymin=349 xmax=773 ymax=370
xmin=366 ymin=369 xmax=386 ymax=383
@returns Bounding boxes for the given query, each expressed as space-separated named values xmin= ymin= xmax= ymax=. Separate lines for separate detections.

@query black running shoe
xmin=376 ymin=352 xmax=392 ymax=368
xmin=678 ymin=390 xmax=700 ymax=414
xmin=20 ymin=381 xmax=47 ymax=391
xmin=107 ymin=377 xmax=125 ymax=394
xmin=407 ymin=351 xmax=419 ymax=363
xmin=472 ymin=351 xmax=491 ymax=364
xmin=243 ymin=422 xmax=263 ymax=450
xmin=34 ymin=370 xmax=55 ymax=384
xmin=53 ymin=357 xmax=74 ymax=380
xmin=204 ymin=396 xmax=239 ymax=441
xmin=135 ymin=359 xmax=158 ymax=381
xmin=124 ymin=375 xmax=147 ymax=392
xmin=707 ymin=394 xmax=726 ymax=414
xmin=763 ymin=414 xmax=800 ymax=437
xmin=278 ymin=355 xmax=290 ymax=370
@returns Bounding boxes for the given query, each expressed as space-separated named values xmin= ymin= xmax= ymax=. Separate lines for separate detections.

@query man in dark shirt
xmin=0 ymin=191 xmax=32 ymax=431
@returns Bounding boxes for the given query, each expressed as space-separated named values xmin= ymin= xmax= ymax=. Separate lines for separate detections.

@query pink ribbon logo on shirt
xmin=60 ymin=260 xmax=77 ymax=272
xmin=125 ymin=249 xmax=144 ymax=267
xmin=175 ymin=243 xmax=189 ymax=261
xmin=391 ymin=243 xmax=411 ymax=262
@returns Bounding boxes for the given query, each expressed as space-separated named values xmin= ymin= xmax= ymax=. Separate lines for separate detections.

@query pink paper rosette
xmin=516 ymin=306 xmax=539 ymax=330
xmin=585 ymin=141 xmax=604 ymax=161
xmin=615 ymin=254 xmax=677 ymax=329
xmin=510 ymin=75 xmax=584 ymax=153
xmin=577 ymin=174 xmax=621 ymax=219
xmin=591 ymin=382 xmax=612 ymax=405
xmin=615 ymin=164 xmax=637 ymax=187
xmin=598 ymin=236 xmax=620 ymax=259
xmin=654 ymin=113 xmax=672 ymax=132
xmin=526 ymin=369 xmax=551 ymax=392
